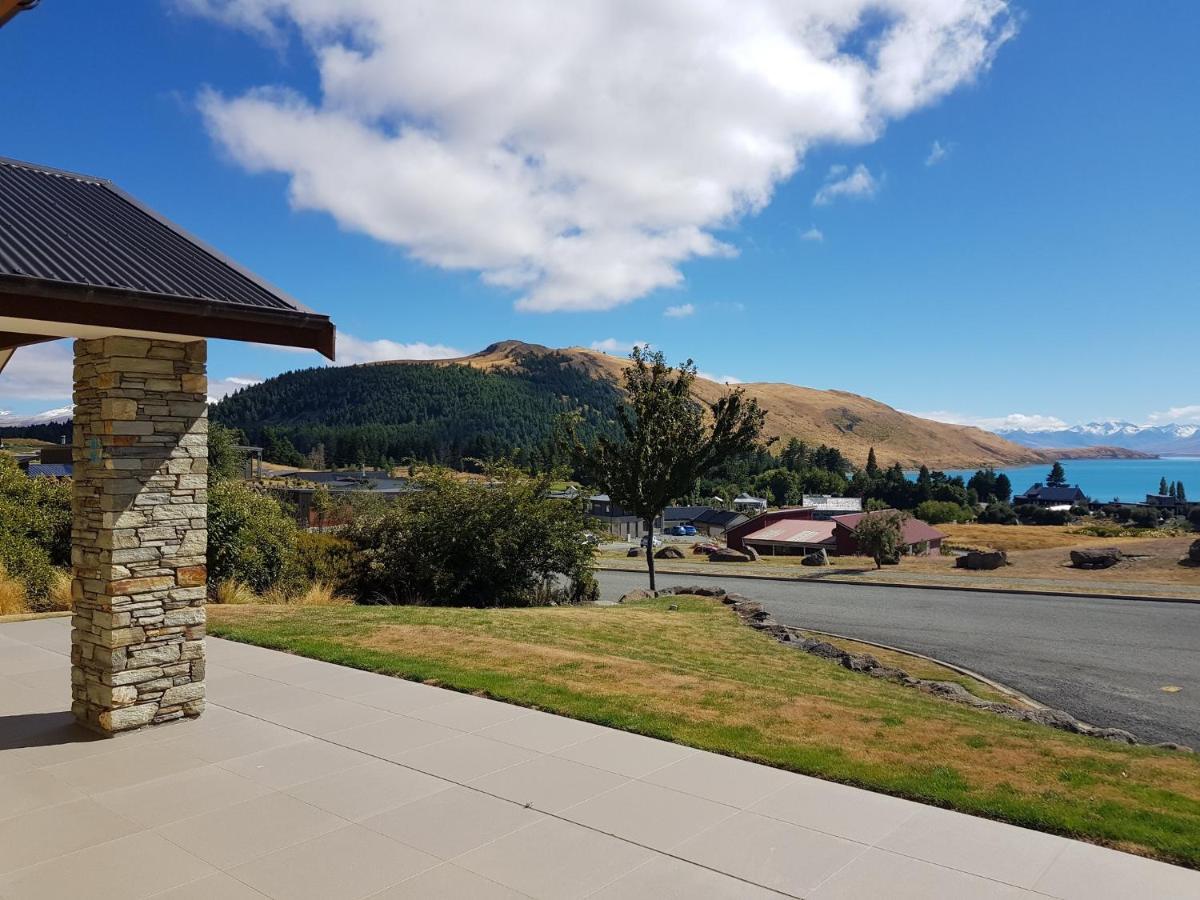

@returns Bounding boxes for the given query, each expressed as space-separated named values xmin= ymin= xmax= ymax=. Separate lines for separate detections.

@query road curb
xmin=594 ymin=565 xmax=1200 ymax=605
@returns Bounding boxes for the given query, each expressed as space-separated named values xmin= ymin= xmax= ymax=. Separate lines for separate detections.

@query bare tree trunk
xmin=645 ymin=517 xmax=656 ymax=590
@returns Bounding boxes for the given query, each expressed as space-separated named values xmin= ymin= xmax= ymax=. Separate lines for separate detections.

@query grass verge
xmin=208 ymin=596 xmax=1200 ymax=868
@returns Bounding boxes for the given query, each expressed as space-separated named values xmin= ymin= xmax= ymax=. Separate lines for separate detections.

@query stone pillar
xmin=70 ymin=337 xmax=208 ymax=735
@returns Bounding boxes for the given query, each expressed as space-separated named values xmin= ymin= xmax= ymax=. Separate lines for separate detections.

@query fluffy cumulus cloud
xmin=813 ymin=163 xmax=879 ymax=206
xmin=0 ymin=340 xmax=74 ymax=402
xmin=910 ymin=410 xmax=1070 ymax=432
xmin=1146 ymin=405 xmax=1200 ymax=425
xmin=334 ymin=333 xmax=464 ymax=365
xmin=206 ymin=375 xmax=264 ymax=403
xmin=663 ymin=303 xmax=695 ymax=318
xmin=188 ymin=0 xmax=1015 ymax=312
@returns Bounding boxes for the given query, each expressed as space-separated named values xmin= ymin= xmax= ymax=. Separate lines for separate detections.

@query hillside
xmin=213 ymin=339 xmax=1052 ymax=470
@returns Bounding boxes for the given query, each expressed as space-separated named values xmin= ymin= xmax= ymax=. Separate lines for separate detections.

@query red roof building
xmin=832 ymin=511 xmax=945 ymax=557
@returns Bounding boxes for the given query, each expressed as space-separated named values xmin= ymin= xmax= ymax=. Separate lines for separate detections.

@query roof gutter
xmin=0 ymin=0 xmax=38 ymax=28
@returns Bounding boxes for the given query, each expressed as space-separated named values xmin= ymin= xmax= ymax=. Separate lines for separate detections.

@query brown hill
xmin=398 ymin=340 xmax=1049 ymax=469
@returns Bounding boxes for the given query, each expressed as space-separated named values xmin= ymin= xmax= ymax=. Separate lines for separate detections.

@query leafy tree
xmin=1189 ymin=506 xmax=1200 ymax=531
xmin=1160 ymin=476 xmax=1170 ymax=496
xmin=262 ymin=428 xmax=304 ymax=467
xmin=1047 ymin=461 xmax=1067 ymax=487
xmin=978 ymin=501 xmax=1018 ymax=525
xmin=208 ymin=422 xmax=246 ymax=484
xmin=865 ymin=447 xmax=880 ymax=478
xmin=852 ymin=510 xmax=909 ymax=569
xmin=914 ymin=500 xmax=973 ymax=525
xmin=580 ymin=348 xmax=766 ymax=589
xmin=994 ymin=473 xmax=1012 ymax=504
xmin=344 ymin=467 xmax=595 ymax=606
xmin=0 ymin=455 xmax=71 ymax=601
xmin=1129 ymin=506 xmax=1160 ymax=529
xmin=208 ymin=480 xmax=299 ymax=594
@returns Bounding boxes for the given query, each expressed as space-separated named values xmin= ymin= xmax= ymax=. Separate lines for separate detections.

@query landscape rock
xmin=668 ymin=585 xmax=727 ymax=598
xmin=626 ymin=547 xmax=641 ymax=558
xmin=693 ymin=542 xmax=720 ymax=555
xmin=1187 ymin=539 xmax=1200 ymax=565
xmin=655 ymin=545 xmax=685 ymax=559
xmin=801 ymin=549 xmax=829 ymax=566
xmin=1070 ymin=547 xmax=1123 ymax=569
xmin=619 ymin=589 xmax=658 ymax=603
xmin=955 ymin=550 xmax=1008 ymax=570
xmin=709 ymin=547 xmax=753 ymax=563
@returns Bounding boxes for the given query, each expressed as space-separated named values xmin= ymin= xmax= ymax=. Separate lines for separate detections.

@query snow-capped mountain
xmin=0 ymin=406 xmax=73 ymax=427
xmin=997 ymin=421 xmax=1200 ymax=456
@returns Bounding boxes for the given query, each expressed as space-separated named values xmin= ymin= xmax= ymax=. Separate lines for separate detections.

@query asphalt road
xmin=596 ymin=570 xmax=1200 ymax=746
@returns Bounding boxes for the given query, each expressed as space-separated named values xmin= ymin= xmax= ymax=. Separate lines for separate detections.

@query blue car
xmin=668 ymin=524 xmax=698 ymax=536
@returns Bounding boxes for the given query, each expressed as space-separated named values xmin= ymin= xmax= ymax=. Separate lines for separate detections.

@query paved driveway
xmin=3 ymin=617 xmax=1198 ymax=899
xmin=596 ymin=571 xmax=1200 ymax=747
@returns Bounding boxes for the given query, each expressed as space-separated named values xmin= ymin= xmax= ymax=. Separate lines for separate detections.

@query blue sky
xmin=1 ymin=2 xmax=1197 ymax=430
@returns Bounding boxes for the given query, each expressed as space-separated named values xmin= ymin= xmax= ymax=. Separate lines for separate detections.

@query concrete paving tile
xmin=350 ymin=680 xmax=454 ymax=715
xmin=470 ymin=753 xmax=629 ymax=813
xmin=457 ymin=816 xmax=654 ymax=900
xmin=0 ymin=644 xmax=64 ymax=676
xmin=809 ymin=847 xmax=1035 ymax=899
xmin=0 ymin=767 xmax=85 ymax=820
xmin=371 ymin=863 xmax=530 ymax=899
xmin=587 ymin=855 xmax=784 ymax=899
xmin=553 ymin=729 xmax=696 ymax=779
xmin=158 ymin=713 xmax=308 ymax=764
xmin=157 ymin=791 xmax=345 ymax=869
xmin=642 ymin=751 xmax=796 ymax=809
xmin=326 ymin=715 xmax=461 ymax=761
xmin=217 ymin=737 xmax=370 ymax=789
xmin=876 ymin=806 xmax=1069 ymax=888
xmin=396 ymin=732 xmax=539 ymax=782
xmin=1032 ymin=839 xmax=1200 ymax=900
xmin=0 ymin=797 xmax=140 ymax=875
xmin=147 ymin=872 xmax=270 ymax=899
xmin=302 ymin=668 xmax=401 ymax=701
xmin=261 ymin=696 xmax=394 ymax=737
xmin=218 ymin=682 xmax=328 ymax=719
xmin=562 ymin=780 xmax=735 ymax=850
xmin=44 ymin=739 xmax=209 ymax=793
xmin=478 ymin=709 xmax=606 ymax=753
xmin=93 ymin=764 xmax=272 ymax=827
xmin=230 ymin=824 xmax=439 ymax=900
xmin=409 ymin=693 xmax=533 ymax=732
xmin=750 ymin=775 xmax=919 ymax=844
xmin=203 ymin=672 xmax=284 ymax=704
xmin=9 ymin=713 xmax=126 ymax=766
xmin=286 ymin=758 xmax=449 ymax=821
xmin=362 ymin=786 xmax=542 ymax=860
xmin=0 ymin=831 xmax=215 ymax=900
xmin=673 ymin=811 xmax=866 ymax=896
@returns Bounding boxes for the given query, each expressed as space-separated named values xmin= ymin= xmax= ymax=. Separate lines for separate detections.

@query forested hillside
xmin=211 ymin=350 xmax=621 ymax=468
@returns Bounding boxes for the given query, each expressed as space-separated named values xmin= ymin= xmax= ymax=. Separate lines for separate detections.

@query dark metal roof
xmin=1017 ymin=484 xmax=1085 ymax=502
xmin=25 ymin=463 xmax=72 ymax=478
xmin=0 ymin=157 xmax=335 ymax=357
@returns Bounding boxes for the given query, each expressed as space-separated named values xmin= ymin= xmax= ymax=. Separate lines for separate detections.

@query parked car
xmin=640 ymin=534 xmax=663 ymax=548
xmin=681 ymin=524 xmax=697 ymax=536
xmin=667 ymin=525 xmax=687 ymax=536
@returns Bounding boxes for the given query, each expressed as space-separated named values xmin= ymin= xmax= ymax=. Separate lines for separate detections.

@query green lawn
xmin=208 ymin=595 xmax=1200 ymax=868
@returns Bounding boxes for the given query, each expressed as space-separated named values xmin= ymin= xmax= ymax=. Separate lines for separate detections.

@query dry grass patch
xmin=0 ymin=565 xmax=29 ymax=616
xmin=940 ymin=523 xmax=1147 ymax=552
xmin=209 ymin=596 xmax=1200 ymax=867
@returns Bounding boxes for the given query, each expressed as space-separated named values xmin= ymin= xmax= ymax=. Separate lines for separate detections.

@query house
xmin=19 ymin=446 xmax=73 ymax=479
xmin=1014 ymin=483 xmax=1086 ymax=508
xmin=1145 ymin=493 xmax=1189 ymax=516
xmin=587 ymin=494 xmax=658 ymax=541
xmin=732 ymin=493 xmax=768 ymax=513
xmin=726 ymin=507 xmax=816 ymax=552
xmin=741 ymin=518 xmax=837 ymax=556
xmin=663 ymin=505 xmax=749 ymax=537
xmin=802 ymin=494 xmax=863 ymax=520
xmin=832 ymin=511 xmax=945 ymax=557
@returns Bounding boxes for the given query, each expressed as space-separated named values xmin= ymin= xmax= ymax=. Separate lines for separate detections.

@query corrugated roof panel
xmin=0 ymin=158 xmax=306 ymax=313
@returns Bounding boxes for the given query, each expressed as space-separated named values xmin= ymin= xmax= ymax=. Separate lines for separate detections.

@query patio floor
xmin=1 ymin=618 xmax=1197 ymax=899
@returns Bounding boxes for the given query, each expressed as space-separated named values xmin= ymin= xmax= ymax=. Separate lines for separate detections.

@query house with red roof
xmin=832 ymin=511 xmax=945 ymax=557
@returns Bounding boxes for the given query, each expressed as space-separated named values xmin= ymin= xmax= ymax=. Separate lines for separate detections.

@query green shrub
xmin=208 ymin=480 xmax=299 ymax=594
xmin=1189 ymin=507 xmax=1200 ymax=532
xmin=344 ymin=467 xmax=596 ymax=606
xmin=292 ymin=532 xmax=355 ymax=590
xmin=914 ymin=500 xmax=973 ymax=525
xmin=1128 ymin=506 xmax=1160 ymax=529
xmin=1016 ymin=504 xmax=1069 ymax=526
xmin=977 ymin=502 xmax=1018 ymax=525
xmin=0 ymin=455 xmax=71 ymax=601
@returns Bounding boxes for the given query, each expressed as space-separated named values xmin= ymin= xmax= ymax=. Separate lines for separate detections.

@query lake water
xmin=933 ymin=458 xmax=1200 ymax=503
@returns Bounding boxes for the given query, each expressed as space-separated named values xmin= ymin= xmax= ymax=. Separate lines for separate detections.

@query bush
xmin=293 ymin=532 xmax=356 ymax=590
xmin=1189 ymin=507 xmax=1200 ymax=532
xmin=1015 ymin=504 xmax=1069 ymax=526
xmin=0 ymin=455 xmax=71 ymax=601
xmin=914 ymin=500 xmax=973 ymax=525
xmin=208 ymin=480 xmax=299 ymax=594
xmin=1128 ymin=506 xmax=1160 ymax=529
xmin=852 ymin=510 xmax=909 ymax=569
xmin=977 ymin=502 xmax=1018 ymax=525
xmin=344 ymin=467 xmax=596 ymax=606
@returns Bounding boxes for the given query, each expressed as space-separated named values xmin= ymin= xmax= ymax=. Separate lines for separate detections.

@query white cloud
xmin=590 ymin=338 xmax=651 ymax=355
xmin=0 ymin=406 xmax=72 ymax=427
xmin=925 ymin=139 xmax=952 ymax=166
xmin=1146 ymin=405 xmax=1200 ymax=425
xmin=334 ymin=333 xmax=464 ymax=366
xmin=800 ymin=226 xmax=824 ymax=242
xmin=207 ymin=375 xmax=264 ymax=403
xmin=698 ymin=371 xmax=745 ymax=385
xmin=0 ymin=340 xmax=74 ymax=402
xmin=909 ymin=410 xmax=1070 ymax=432
xmin=663 ymin=304 xmax=695 ymax=319
xmin=189 ymin=0 xmax=1015 ymax=312
xmin=813 ymin=163 xmax=878 ymax=206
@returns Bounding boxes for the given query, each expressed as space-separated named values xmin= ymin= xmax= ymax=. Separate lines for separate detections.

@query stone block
xmin=99 ymin=703 xmax=157 ymax=732
xmin=164 ymin=606 xmax=205 ymax=627
xmin=160 ymin=682 xmax=205 ymax=706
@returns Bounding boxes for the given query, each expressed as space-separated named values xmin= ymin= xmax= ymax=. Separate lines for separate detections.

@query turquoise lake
xmin=934 ymin=458 xmax=1200 ymax=503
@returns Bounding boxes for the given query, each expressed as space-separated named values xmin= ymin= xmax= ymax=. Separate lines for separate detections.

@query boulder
xmin=693 ymin=542 xmax=719 ymax=555
xmin=655 ymin=545 xmax=685 ymax=559
xmin=709 ymin=547 xmax=753 ymax=563
xmin=743 ymin=546 xmax=761 ymax=561
xmin=955 ymin=550 xmax=1008 ymax=570
xmin=619 ymin=589 xmax=658 ymax=603
xmin=626 ymin=547 xmax=641 ymax=558
xmin=1070 ymin=547 xmax=1122 ymax=569
xmin=1188 ymin=539 xmax=1200 ymax=565
xmin=668 ymin=585 xmax=727 ymax=598
xmin=801 ymin=549 xmax=829 ymax=567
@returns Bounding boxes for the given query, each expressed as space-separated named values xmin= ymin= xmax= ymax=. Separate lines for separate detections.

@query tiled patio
xmin=1 ymin=617 xmax=1197 ymax=899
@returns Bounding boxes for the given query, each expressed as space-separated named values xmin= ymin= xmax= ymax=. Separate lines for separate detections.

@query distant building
xmin=19 ymin=446 xmax=73 ymax=479
xmin=587 ymin=494 xmax=657 ymax=541
xmin=832 ymin=511 xmax=945 ymax=557
xmin=1145 ymin=493 xmax=1188 ymax=515
xmin=663 ymin=505 xmax=749 ymax=537
xmin=802 ymin=494 xmax=863 ymax=520
xmin=726 ymin=508 xmax=817 ymax=553
xmin=1014 ymin=483 xmax=1086 ymax=508
xmin=732 ymin=493 xmax=768 ymax=513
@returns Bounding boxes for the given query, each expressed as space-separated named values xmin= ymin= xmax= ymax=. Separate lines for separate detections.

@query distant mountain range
xmin=997 ymin=422 xmax=1200 ymax=457
xmin=0 ymin=407 xmax=72 ymax=427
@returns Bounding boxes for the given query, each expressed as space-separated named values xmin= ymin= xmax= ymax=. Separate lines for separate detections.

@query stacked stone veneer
xmin=71 ymin=337 xmax=208 ymax=735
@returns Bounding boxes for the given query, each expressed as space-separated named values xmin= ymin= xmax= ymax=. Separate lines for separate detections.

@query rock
xmin=955 ymin=550 xmax=1008 ymax=570
xmin=668 ymin=585 xmax=726 ymax=597
xmin=801 ymin=549 xmax=829 ymax=567
xmin=693 ymin=542 xmax=720 ymax=555
xmin=1188 ymin=540 xmax=1200 ymax=564
xmin=655 ymin=545 xmax=685 ymax=559
xmin=709 ymin=547 xmax=753 ymax=563
xmin=1070 ymin=547 xmax=1123 ymax=569
xmin=619 ymin=589 xmax=658 ymax=603
xmin=626 ymin=547 xmax=641 ymax=558
xmin=667 ymin=603 xmax=679 ymax=611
